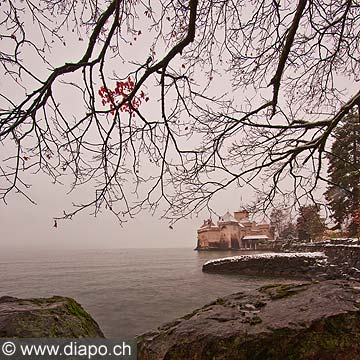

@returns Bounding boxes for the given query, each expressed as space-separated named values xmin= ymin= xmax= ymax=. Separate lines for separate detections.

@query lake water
xmin=0 ymin=248 xmax=282 ymax=338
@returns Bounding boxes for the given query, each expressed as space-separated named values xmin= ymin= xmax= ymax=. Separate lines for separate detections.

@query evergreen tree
xmin=296 ymin=205 xmax=325 ymax=242
xmin=325 ymin=111 xmax=360 ymax=236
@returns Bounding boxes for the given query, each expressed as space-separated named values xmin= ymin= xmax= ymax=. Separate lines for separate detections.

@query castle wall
xmin=219 ymin=223 xmax=240 ymax=248
xmin=197 ymin=228 xmax=221 ymax=248
xmin=241 ymin=221 xmax=255 ymax=235
xmin=234 ymin=211 xmax=249 ymax=222
xmin=238 ymin=227 xmax=247 ymax=247
xmin=197 ymin=211 xmax=273 ymax=250
xmin=256 ymin=224 xmax=273 ymax=240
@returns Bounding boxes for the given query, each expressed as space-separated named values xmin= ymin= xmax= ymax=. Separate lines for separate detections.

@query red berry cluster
xmin=98 ymin=77 xmax=148 ymax=116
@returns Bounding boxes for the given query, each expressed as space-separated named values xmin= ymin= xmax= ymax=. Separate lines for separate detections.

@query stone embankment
xmin=137 ymin=280 xmax=360 ymax=360
xmin=202 ymin=252 xmax=328 ymax=280
xmin=0 ymin=295 xmax=104 ymax=338
xmin=203 ymin=239 xmax=360 ymax=281
xmin=281 ymin=238 xmax=360 ymax=280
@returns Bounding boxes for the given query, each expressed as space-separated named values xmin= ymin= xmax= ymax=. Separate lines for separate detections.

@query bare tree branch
xmin=0 ymin=0 xmax=359 ymax=224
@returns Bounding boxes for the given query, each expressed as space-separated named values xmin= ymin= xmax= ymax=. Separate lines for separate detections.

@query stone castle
xmin=196 ymin=210 xmax=273 ymax=250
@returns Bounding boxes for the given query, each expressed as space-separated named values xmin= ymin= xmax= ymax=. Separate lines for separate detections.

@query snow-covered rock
xmin=203 ymin=252 xmax=328 ymax=279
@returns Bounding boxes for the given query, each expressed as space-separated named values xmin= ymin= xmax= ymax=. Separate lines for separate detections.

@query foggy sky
xmin=1 ymin=2 xmax=354 ymax=250
xmin=0 ymin=171 xmax=249 ymax=249
xmin=0 ymin=3 xmax=255 ymax=250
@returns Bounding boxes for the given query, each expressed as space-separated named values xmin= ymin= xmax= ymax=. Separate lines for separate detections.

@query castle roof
xmin=243 ymin=235 xmax=269 ymax=240
xmin=219 ymin=211 xmax=240 ymax=224
xmin=200 ymin=219 xmax=218 ymax=229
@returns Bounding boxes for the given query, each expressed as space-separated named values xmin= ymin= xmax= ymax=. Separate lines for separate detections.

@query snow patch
xmin=204 ymin=252 xmax=326 ymax=266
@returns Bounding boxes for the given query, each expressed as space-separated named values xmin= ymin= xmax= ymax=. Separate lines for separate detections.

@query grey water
xmin=0 ymin=248 xmax=280 ymax=338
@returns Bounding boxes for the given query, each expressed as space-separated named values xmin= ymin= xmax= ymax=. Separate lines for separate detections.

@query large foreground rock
xmin=137 ymin=280 xmax=360 ymax=359
xmin=0 ymin=296 xmax=104 ymax=338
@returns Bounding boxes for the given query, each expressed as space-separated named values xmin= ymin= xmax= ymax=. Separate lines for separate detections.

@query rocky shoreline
xmin=0 ymin=295 xmax=104 ymax=338
xmin=3 ymin=280 xmax=360 ymax=359
xmin=201 ymin=239 xmax=360 ymax=281
xmin=137 ymin=280 xmax=360 ymax=359
xmin=137 ymin=241 xmax=360 ymax=358
xmin=3 ymin=240 xmax=360 ymax=360
xmin=281 ymin=239 xmax=360 ymax=280
xmin=202 ymin=252 xmax=328 ymax=280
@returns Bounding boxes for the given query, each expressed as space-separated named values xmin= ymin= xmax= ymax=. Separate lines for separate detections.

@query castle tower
xmin=196 ymin=209 xmax=272 ymax=250
xmin=196 ymin=219 xmax=220 ymax=249
xmin=234 ymin=210 xmax=250 ymax=222
xmin=218 ymin=211 xmax=243 ymax=249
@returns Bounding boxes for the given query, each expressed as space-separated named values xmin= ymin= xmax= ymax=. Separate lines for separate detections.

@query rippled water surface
xmin=0 ymin=248 xmax=281 ymax=338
